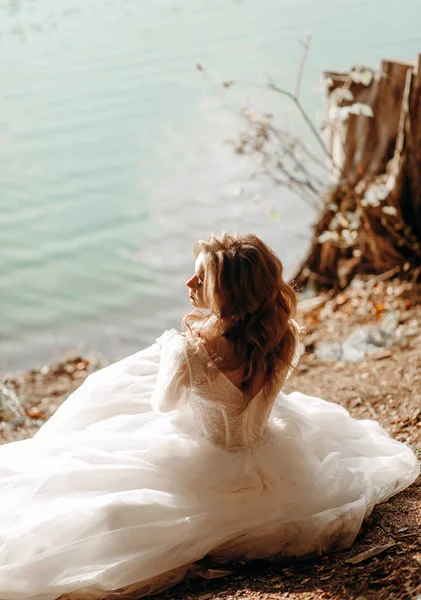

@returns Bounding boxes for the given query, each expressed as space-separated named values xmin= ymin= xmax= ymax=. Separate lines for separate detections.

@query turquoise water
xmin=1 ymin=0 xmax=420 ymax=370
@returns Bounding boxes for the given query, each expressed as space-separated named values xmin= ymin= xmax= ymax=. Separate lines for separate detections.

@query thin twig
xmin=370 ymin=265 xmax=402 ymax=282
xmin=266 ymin=79 xmax=334 ymax=164
xmin=282 ymin=141 xmax=327 ymax=193
xmin=266 ymin=123 xmax=330 ymax=173
xmin=295 ymin=34 xmax=311 ymax=101
xmin=261 ymin=169 xmax=320 ymax=210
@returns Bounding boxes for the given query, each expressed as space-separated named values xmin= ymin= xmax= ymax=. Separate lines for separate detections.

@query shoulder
xmin=156 ymin=328 xmax=209 ymax=361
xmin=156 ymin=328 xmax=187 ymax=348
xmin=156 ymin=328 xmax=199 ymax=355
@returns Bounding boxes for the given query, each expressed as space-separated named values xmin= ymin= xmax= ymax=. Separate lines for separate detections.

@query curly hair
xmin=184 ymin=232 xmax=301 ymax=403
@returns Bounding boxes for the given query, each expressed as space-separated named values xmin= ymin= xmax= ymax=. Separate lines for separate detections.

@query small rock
xmin=315 ymin=311 xmax=408 ymax=363
xmin=315 ymin=341 xmax=342 ymax=361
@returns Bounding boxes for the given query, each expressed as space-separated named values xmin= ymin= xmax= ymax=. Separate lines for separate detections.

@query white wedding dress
xmin=0 ymin=329 xmax=419 ymax=600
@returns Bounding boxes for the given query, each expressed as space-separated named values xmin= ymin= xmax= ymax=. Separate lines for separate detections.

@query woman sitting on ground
xmin=0 ymin=232 xmax=418 ymax=600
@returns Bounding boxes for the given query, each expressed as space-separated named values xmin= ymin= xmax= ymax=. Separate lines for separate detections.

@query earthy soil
xmin=0 ymin=354 xmax=105 ymax=444
xmin=1 ymin=278 xmax=420 ymax=600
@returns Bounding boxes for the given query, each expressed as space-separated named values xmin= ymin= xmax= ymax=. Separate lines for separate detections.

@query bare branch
xmin=266 ymin=123 xmax=329 ymax=172
xmin=266 ymin=80 xmax=334 ymax=165
xmin=199 ymin=41 xmax=338 ymax=209
xmin=295 ymin=34 xmax=311 ymax=101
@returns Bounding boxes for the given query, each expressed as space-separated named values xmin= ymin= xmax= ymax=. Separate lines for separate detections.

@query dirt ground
xmin=1 ymin=279 xmax=420 ymax=600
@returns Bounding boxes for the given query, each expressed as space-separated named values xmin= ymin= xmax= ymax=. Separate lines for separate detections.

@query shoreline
xmin=2 ymin=277 xmax=420 ymax=451
xmin=2 ymin=276 xmax=420 ymax=448
xmin=1 ymin=276 xmax=420 ymax=600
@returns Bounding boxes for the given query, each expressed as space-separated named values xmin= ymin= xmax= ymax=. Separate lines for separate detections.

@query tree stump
xmin=295 ymin=55 xmax=421 ymax=291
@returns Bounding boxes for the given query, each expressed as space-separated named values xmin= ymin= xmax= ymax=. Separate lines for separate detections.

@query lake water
xmin=1 ymin=0 xmax=420 ymax=371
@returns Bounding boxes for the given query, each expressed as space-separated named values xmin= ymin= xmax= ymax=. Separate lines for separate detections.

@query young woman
xmin=0 ymin=233 xmax=418 ymax=600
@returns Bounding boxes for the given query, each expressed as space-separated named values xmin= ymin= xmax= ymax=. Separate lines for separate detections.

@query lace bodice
xmin=151 ymin=329 xmax=282 ymax=451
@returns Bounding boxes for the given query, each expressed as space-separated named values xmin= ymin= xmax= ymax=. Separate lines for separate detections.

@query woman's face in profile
xmin=186 ymin=253 xmax=207 ymax=309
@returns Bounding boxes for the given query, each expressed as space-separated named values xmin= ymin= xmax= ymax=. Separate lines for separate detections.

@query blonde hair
xmin=184 ymin=232 xmax=301 ymax=402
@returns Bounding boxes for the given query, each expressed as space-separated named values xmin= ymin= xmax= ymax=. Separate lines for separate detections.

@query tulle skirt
xmin=0 ymin=337 xmax=418 ymax=600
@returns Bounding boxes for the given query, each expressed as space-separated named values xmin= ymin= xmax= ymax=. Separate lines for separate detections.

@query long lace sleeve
xmin=151 ymin=329 xmax=190 ymax=412
xmin=286 ymin=319 xmax=304 ymax=380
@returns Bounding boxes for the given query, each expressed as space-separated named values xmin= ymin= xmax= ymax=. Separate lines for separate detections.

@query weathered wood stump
xmin=295 ymin=55 xmax=421 ymax=291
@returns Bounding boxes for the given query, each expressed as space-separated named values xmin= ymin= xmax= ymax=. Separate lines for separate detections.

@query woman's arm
xmin=151 ymin=330 xmax=190 ymax=412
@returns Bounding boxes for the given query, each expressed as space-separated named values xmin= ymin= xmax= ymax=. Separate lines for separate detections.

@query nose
xmin=186 ymin=275 xmax=197 ymax=289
